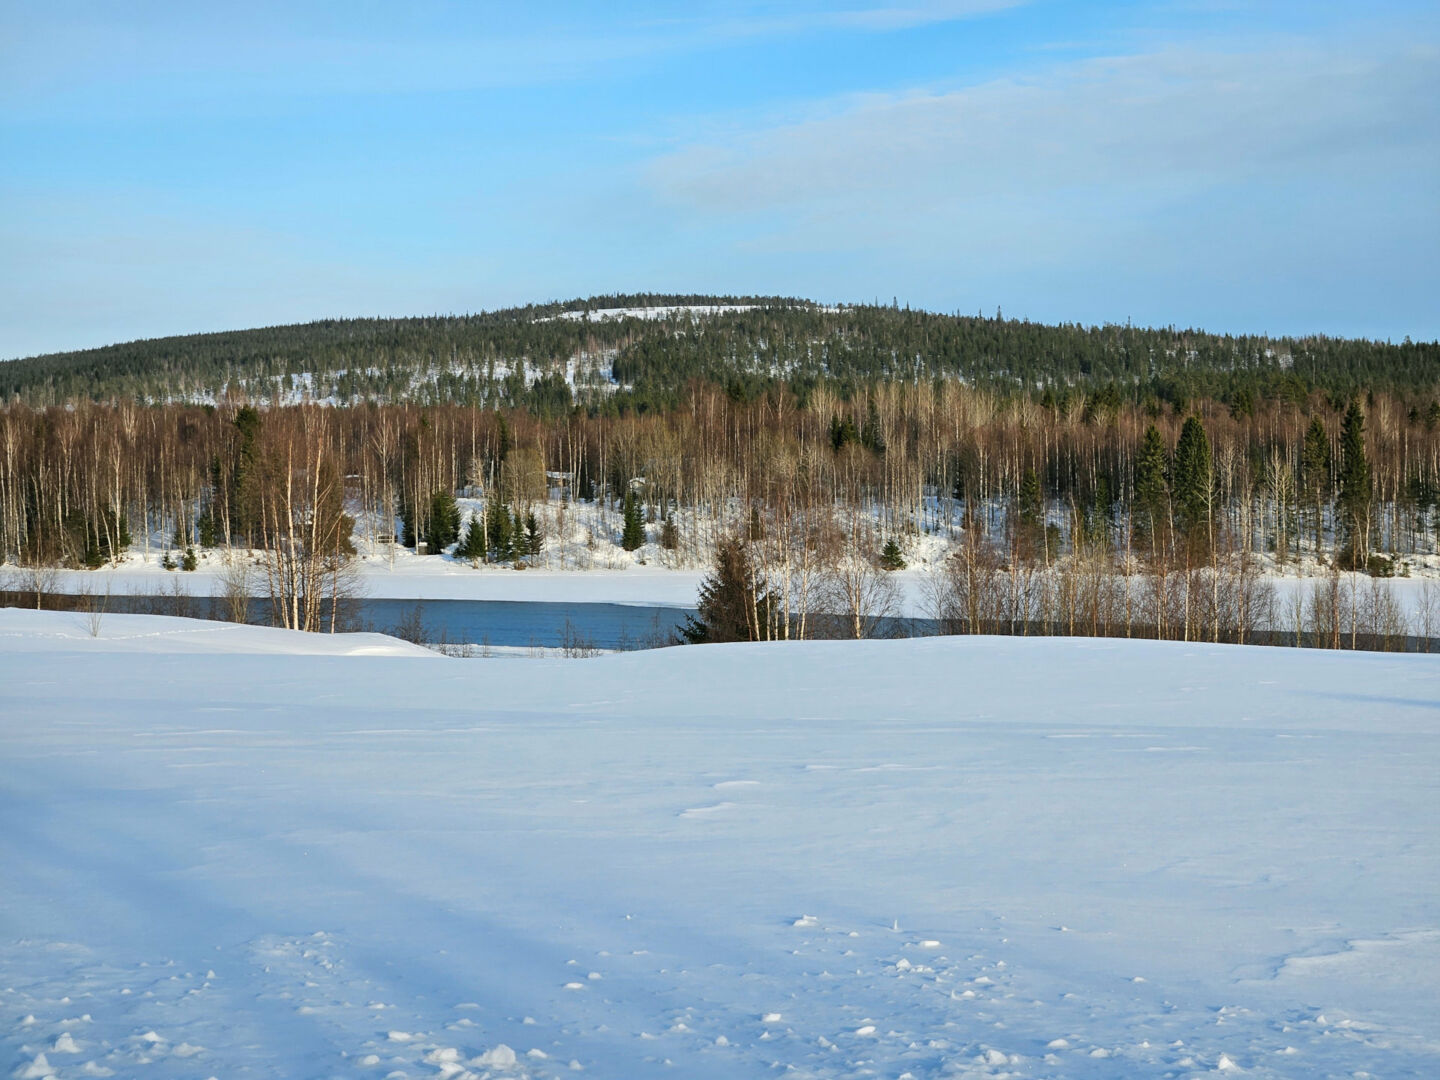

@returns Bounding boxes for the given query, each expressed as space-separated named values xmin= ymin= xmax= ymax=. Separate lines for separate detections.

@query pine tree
xmin=1338 ymin=399 xmax=1372 ymax=568
xmin=621 ymin=488 xmax=646 ymax=551
xmin=524 ymin=510 xmax=543 ymax=557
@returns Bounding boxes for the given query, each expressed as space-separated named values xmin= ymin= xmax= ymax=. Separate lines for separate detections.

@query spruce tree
xmin=1171 ymin=416 xmax=1212 ymax=538
xmin=1133 ymin=424 xmax=1169 ymax=543
xmin=1338 ymin=400 xmax=1372 ymax=567
xmin=399 ymin=495 xmax=418 ymax=548
xmin=524 ymin=510 xmax=543 ymax=556
xmin=456 ymin=515 xmax=486 ymax=562
xmin=879 ymin=537 xmax=906 ymax=570
xmin=659 ymin=513 xmax=680 ymax=551
xmin=1018 ymin=468 xmax=1043 ymax=527
xmin=621 ymin=489 xmax=646 ymax=551
xmin=1301 ymin=415 xmax=1331 ymax=553
xmin=486 ymin=499 xmax=513 ymax=562
xmin=861 ymin=398 xmax=885 ymax=453
xmin=680 ymin=537 xmax=769 ymax=643
xmin=427 ymin=490 xmax=461 ymax=553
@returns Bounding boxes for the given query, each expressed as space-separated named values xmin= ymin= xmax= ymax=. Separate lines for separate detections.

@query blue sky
xmin=2 ymin=1 xmax=1436 ymax=358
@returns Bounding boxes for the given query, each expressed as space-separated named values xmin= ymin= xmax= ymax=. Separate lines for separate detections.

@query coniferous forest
xmin=5 ymin=295 xmax=1438 ymax=408
xmin=3 ymin=297 xmax=1439 ymax=646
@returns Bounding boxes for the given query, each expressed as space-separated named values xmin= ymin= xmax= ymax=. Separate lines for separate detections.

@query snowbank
xmin=0 ymin=608 xmax=436 ymax=657
xmin=2 ymin=613 xmax=1437 ymax=1077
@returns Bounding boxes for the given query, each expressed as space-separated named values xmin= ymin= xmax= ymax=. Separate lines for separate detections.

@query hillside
xmin=4 ymin=294 xmax=1436 ymax=409
xmin=2 ymin=611 xmax=1437 ymax=1077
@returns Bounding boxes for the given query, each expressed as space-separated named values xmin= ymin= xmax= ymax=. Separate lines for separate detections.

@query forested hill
xmin=3 ymin=293 xmax=1435 ymax=411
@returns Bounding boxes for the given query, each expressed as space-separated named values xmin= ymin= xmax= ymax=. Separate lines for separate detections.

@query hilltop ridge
xmin=4 ymin=294 xmax=1435 ymax=408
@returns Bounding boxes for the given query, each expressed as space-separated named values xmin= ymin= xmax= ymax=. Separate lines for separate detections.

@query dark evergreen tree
xmin=456 ymin=515 xmax=487 ymax=561
xmin=399 ymin=495 xmax=419 ymax=549
xmin=861 ymin=397 xmax=885 ymax=453
xmin=1338 ymin=399 xmax=1372 ymax=567
xmin=1018 ymin=468 xmax=1043 ymax=527
xmin=427 ymin=490 xmax=461 ymax=553
xmin=830 ymin=413 xmax=859 ymax=451
xmin=679 ymin=537 xmax=769 ymax=643
xmin=228 ymin=406 xmax=262 ymax=545
xmin=575 ymin=456 xmax=596 ymax=501
xmin=879 ymin=537 xmax=906 ymax=570
xmin=485 ymin=499 xmax=514 ymax=562
xmin=1133 ymin=424 xmax=1169 ymax=543
xmin=1301 ymin=415 xmax=1331 ymax=553
xmin=1172 ymin=415 xmax=1213 ymax=538
xmin=621 ymin=488 xmax=646 ymax=551
xmin=493 ymin=410 xmax=511 ymax=462
xmin=524 ymin=510 xmax=543 ymax=556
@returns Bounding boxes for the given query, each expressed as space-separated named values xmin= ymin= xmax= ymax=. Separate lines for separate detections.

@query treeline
xmin=4 ymin=379 xmax=1439 ymax=580
xmin=3 ymin=296 xmax=1436 ymax=409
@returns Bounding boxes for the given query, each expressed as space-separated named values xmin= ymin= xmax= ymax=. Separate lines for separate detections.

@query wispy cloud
xmin=0 ymin=1 xmax=1029 ymax=115
xmin=641 ymin=33 xmax=1438 ymax=335
xmin=649 ymin=40 xmax=1439 ymax=216
xmin=696 ymin=0 xmax=1027 ymax=35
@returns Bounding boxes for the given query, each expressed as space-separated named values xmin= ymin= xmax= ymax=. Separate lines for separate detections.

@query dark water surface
xmin=85 ymin=593 xmax=692 ymax=650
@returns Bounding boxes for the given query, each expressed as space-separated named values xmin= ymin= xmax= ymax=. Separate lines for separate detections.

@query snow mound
xmin=0 ymin=609 xmax=435 ymax=657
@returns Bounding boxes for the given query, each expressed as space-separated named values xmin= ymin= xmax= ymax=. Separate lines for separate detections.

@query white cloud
xmin=0 ymin=2 xmax=1029 ymax=114
xmin=639 ymin=35 xmax=1438 ymax=336
xmin=649 ymin=40 xmax=1439 ymax=219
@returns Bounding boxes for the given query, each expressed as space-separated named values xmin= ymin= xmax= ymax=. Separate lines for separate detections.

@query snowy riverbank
xmin=3 ymin=610 xmax=1438 ymax=1077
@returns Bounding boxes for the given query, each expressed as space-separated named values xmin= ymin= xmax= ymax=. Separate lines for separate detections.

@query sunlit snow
xmin=2 ymin=609 xmax=1437 ymax=1078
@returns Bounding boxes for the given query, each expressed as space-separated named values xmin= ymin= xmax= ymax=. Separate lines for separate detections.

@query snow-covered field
xmin=39 ymin=554 xmax=709 ymax=609
xmin=2 ymin=609 xmax=1437 ymax=1078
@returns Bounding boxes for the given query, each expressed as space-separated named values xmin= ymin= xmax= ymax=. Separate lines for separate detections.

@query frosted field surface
xmin=1 ymin=609 xmax=1437 ymax=1078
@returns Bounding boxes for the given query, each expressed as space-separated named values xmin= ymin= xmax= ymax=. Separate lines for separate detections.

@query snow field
xmin=1 ymin=611 xmax=1438 ymax=1077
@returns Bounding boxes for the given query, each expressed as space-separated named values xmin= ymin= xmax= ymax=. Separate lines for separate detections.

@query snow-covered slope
xmin=2 ymin=612 xmax=1437 ymax=1078
xmin=0 ymin=609 xmax=437 ymax=657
